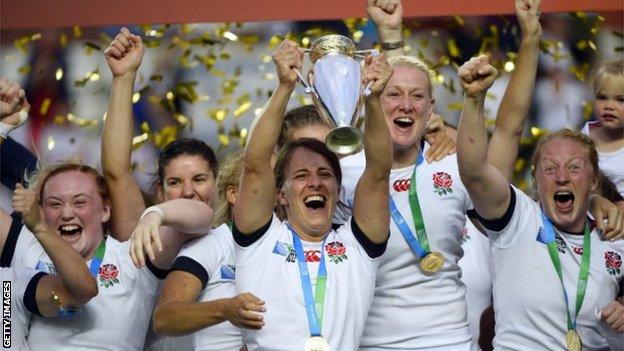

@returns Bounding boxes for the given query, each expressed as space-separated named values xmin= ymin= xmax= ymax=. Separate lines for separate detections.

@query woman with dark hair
xmin=233 ymin=39 xmax=393 ymax=350
xmin=103 ymin=28 xmax=249 ymax=350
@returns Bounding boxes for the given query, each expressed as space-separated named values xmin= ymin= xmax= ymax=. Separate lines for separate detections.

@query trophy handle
xmin=294 ymin=68 xmax=314 ymax=94
xmin=359 ymin=49 xmax=380 ymax=97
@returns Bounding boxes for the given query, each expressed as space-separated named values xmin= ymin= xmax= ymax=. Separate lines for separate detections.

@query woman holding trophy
xmin=233 ymin=38 xmax=393 ymax=350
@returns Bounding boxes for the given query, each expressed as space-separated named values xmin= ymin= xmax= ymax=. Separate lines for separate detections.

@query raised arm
xmin=12 ymin=184 xmax=97 ymax=317
xmin=352 ymin=54 xmax=393 ymax=244
xmin=102 ymin=28 xmax=147 ymax=241
xmin=457 ymin=56 xmax=510 ymax=220
xmin=129 ymin=199 xmax=214 ymax=269
xmin=488 ymin=0 xmax=541 ymax=180
xmin=0 ymin=78 xmax=30 ymax=147
xmin=234 ymin=40 xmax=302 ymax=233
xmin=366 ymin=0 xmax=404 ymax=58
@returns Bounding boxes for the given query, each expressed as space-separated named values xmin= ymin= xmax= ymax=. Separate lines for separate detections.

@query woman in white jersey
xmin=0 ymin=183 xmax=97 ymax=350
xmin=581 ymin=59 xmax=624 ymax=197
xmin=457 ymin=55 xmax=623 ymax=350
xmin=233 ymin=39 xmax=393 ymax=350
xmin=6 ymin=162 xmax=213 ymax=351
xmin=103 ymin=28 xmax=228 ymax=350
xmin=150 ymin=150 xmax=251 ymax=350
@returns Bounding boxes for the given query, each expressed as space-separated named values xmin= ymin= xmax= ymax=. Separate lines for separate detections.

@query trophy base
xmin=325 ymin=127 xmax=364 ymax=155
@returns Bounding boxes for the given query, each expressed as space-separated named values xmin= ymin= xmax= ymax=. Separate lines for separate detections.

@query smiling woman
xmin=232 ymin=39 xmax=393 ymax=350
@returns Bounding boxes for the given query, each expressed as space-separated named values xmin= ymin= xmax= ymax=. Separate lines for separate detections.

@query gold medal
xmin=304 ymin=336 xmax=330 ymax=351
xmin=566 ymin=330 xmax=582 ymax=351
xmin=420 ymin=251 xmax=445 ymax=274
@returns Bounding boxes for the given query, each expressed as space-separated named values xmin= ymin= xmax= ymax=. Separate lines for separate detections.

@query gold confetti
xmin=67 ymin=113 xmax=98 ymax=128
xmin=47 ymin=136 xmax=55 ymax=150
xmin=447 ymin=102 xmax=463 ymax=111
xmin=582 ymin=101 xmax=593 ymax=119
xmin=218 ymin=134 xmax=230 ymax=146
xmin=254 ymin=107 xmax=263 ymax=116
xmin=14 ymin=35 xmax=31 ymax=54
xmin=504 ymin=61 xmax=515 ymax=72
xmin=132 ymin=132 xmax=149 ymax=149
xmin=150 ymin=75 xmax=163 ymax=82
xmin=73 ymin=26 xmax=82 ymax=38
xmin=18 ymin=65 xmax=31 ymax=75
xmin=223 ymin=31 xmax=239 ymax=41
xmin=174 ymin=113 xmax=190 ymax=126
xmin=209 ymin=109 xmax=228 ymax=122
xmin=40 ymin=98 xmax=52 ymax=116
xmin=234 ymin=101 xmax=252 ymax=117
xmin=59 ymin=33 xmax=68 ymax=47
xmin=447 ymin=39 xmax=461 ymax=58
xmin=55 ymin=67 xmax=64 ymax=81
xmin=453 ymin=16 xmax=465 ymax=26
xmin=530 ymin=126 xmax=543 ymax=137
xmin=132 ymin=92 xmax=141 ymax=103
xmin=74 ymin=69 xmax=100 ymax=87
xmin=239 ymin=128 xmax=248 ymax=139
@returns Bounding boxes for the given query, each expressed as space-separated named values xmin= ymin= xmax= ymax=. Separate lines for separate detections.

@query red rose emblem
xmin=325 ymin=242 xmax=346 ymax=256
xmin=605 ymin=252 xmax=622 ymax=269
xmin=572 ymin=246 xmax=583 ymax=255
xmin=433 ymin=172 xmax=453 ymax=188
xmin=99 ymin=264 xmax=119 ymax=280
xmin=305 ymin=250 xmax=321 ymax=262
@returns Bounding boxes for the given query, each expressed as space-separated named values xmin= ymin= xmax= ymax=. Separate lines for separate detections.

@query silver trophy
xmin=296 ymin=35 xmax=378 ymax=155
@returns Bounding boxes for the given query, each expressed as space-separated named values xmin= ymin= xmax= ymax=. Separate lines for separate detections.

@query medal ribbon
xmin=389 ymin=152 xmax=431 ymax=259
xmin=289 ymin=226 xmax=328 ymax=337
xmin=89 ymin=239 xmax=107 ymax=277
xmin=540 ymin=211 xmax=591 ymax=331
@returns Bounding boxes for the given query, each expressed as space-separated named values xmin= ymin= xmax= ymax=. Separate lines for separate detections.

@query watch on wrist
xmin=381 ymin=40 xmax=404 ymax=50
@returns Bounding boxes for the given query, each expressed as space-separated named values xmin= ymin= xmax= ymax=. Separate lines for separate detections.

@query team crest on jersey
xmin=98 ymin=263 xmax=120 ymax=288
xmin=604 ymin=251 xmax=621 ymax=276
xmin=220 ymin=265 xmax=236 ymax=280
xmin=393 ymin=179 xmax=410 ymax=192
xmin=272 ymin=241 xmax=296 ymax=263
xmin=432 ymin=172 xmax=453 ymax=196
xmin=325 ymin=241 xmax=348 ymax=264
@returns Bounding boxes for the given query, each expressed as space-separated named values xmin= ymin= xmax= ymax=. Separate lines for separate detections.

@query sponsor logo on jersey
xmin=393 ymin=179 xmax=410 ymax=192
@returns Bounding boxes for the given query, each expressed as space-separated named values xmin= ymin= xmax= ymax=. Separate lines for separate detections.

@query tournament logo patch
xmin=325 ymin=241 xmax=348 ymax=264
xmin=220 ymin=265 xmax=236 ymax=280
xmin=432 ymin=172 xmax=453 ymax=196
xmin=272 ymin=241 xmax=296 ymax=263
xmin=604 ymin=251 xmax=621 ymax=276
xmin=554 ymin=235 xmax=567 ymax=253
xmin=35 ymin=261 xmax=57 ymax=275
xmin=98 ymin=264 xmax=120 ymax=288
xmin=393 ymin=179 xmax=410 ymax=192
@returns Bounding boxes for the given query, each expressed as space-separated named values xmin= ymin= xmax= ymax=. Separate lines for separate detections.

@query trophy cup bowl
xmin=304 ymin=35 xmax=367 ymax=155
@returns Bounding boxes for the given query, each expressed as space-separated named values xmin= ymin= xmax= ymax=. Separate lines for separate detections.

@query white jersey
xmin=458 ymin=221 xmax=492 ymax=351
xmin=582 ymin=121 xmax=624 ymax=196
xmin=483 ymin=186 xmax=623 ymax=351
xmin=340 ymin=146 xmax=475 ymax=350
xmin=21 ymin=235 xmax=164 ymax=351
xmin=171 ymin=223 xmax=243 ymax=350
xmin=234 ymin=215 xmax=384 ymax=351
xmin=0 ymin=267 xmax=45 ymax=351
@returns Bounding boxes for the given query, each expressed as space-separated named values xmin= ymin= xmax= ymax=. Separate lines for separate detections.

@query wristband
xmin=381 ymin=40 xmax=404 ymax=51
xmin=140 ymin=205 xmax=164 ymax=221
xmin=0 ymin=110 xmax=29 ymax=139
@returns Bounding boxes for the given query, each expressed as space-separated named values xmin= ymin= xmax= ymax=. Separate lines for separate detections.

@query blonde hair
xmin=387 ymin=55 xmax=435 ymax=96
xmin=531 ymin=129 xmax=599 ymax=182
xmin=592 ymin=58 xmax=624 ymax=94
xmin=212 ymin=150 xmax=244 ymax=227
